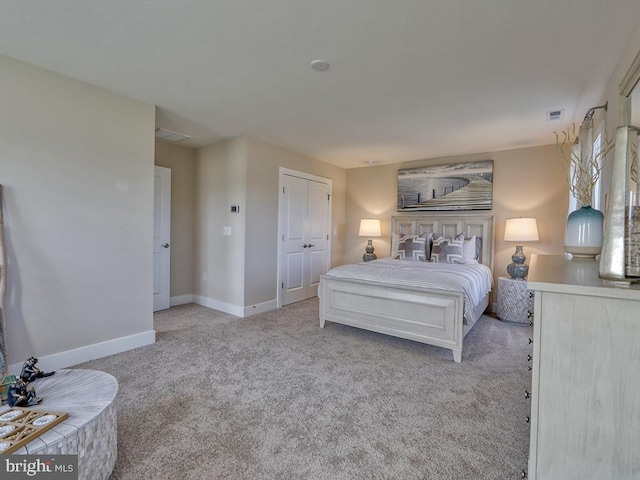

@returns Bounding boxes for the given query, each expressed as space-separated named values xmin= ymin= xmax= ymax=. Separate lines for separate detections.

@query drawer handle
xmin=525 ymin=390 xmax=532 ymax=399
xmin=528 ymin=338 xmax=533 ymax=344
xmin=527 ymin=354 xmax=533 ymax=362
xmin=527 ymin=311 xmax=534 ymax=319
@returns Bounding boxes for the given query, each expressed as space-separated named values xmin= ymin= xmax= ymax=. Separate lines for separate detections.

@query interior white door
xmin=306 ymin=180 xmax=330 ymax=298
xmin=153 ymin=166 xmax=171 ymax=311
xmin=281 ymin=173 xmax=330 ymax=306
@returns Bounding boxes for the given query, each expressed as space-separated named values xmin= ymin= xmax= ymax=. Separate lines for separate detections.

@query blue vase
xmin=565 ymin=205 xmax=604 ymax=258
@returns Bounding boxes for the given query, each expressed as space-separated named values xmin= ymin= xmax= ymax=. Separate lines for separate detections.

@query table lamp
xmin=359 ymin=218 xmax=381 ymax=262
xmin=504 ymin=217 xmax=539 ymax=279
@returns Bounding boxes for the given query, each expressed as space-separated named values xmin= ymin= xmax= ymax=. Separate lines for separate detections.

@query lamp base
xmin=363 ymin=252 xmax=377 ymax=262
xmin=363 ymin=239 xmax=377 ymax=262
xmin=507 ymin=263 xmax=529 ymax=279
xmin=507 ymin=244 xmax=528 ymax=279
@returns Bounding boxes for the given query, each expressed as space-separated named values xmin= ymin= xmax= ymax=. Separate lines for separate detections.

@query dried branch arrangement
xmin=555 ymin=124 xmax=614 ymax=207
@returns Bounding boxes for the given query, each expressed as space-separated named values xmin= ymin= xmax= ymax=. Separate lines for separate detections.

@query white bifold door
xmin=280 ymin=173 xmax=331 ymax=306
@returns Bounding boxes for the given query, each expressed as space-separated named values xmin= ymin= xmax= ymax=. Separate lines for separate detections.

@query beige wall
xmin=194 ymin=138 xmax=248 ymax=309
xmin=154 ymin=140 xmax=196 ymax=298
xmin=244 ymin=137 xmax=346 ymax=307
xmin=1 ymin=54 xmax=156 ymax=368
xmin=345 ymin=144 xmax=568 ymax=299
xmin=189 ymin=136 xmax=346 ymax=312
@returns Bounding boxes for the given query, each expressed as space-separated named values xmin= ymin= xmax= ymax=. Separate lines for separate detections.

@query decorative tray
xmin=0 ymin=407 xmax=68 ymax=454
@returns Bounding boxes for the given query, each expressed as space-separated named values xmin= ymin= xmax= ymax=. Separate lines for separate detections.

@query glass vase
xmin=600 ymin=125 xmax=640 ymax=283
xmin=626 ymin=191 xmax=640 ymax=277
xmin=564 ymin=205 xmax=604 ymax=258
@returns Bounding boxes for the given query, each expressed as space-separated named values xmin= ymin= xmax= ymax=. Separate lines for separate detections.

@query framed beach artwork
xmin=397 ymin=160 xmax=493 ymax=211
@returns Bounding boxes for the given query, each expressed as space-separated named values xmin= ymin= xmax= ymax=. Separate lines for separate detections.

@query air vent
xmin=546 ymin=109 xmax=564 ymax=121
xmin=155 ymin=128 xmax=191 ymax=142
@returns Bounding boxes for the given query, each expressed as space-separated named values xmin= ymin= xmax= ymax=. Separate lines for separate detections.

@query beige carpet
xmin=76 ymin=297 xmax=532 ymax=480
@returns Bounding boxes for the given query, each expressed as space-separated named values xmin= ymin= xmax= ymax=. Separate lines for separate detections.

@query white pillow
xmin=463 ymin=235 xmax=477 ymax=262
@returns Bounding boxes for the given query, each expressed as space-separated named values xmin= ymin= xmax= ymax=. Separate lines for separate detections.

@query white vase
xmin=564 ymin=205 xmax=604 ymax=258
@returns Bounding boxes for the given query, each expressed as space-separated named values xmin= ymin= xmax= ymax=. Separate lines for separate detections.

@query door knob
xmin=162 ymin=243 xmax=170 ymax=248
xmin=302 ymin=244 xmax=309 ymax=248
xmin=308 ymin=244 xmax=315 ymax=248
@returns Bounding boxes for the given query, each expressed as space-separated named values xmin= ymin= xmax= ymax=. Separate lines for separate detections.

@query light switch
xmin=223 ymin=226 xmax=232 ymax=236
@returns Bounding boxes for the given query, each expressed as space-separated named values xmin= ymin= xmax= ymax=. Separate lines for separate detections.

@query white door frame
xmin=153 ymin=166 xmax=171 ymax=311
xmin=277 ymin=167 xmax=332 ymax=308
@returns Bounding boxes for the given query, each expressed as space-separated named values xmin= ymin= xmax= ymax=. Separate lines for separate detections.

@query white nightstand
xmin=496 ymin=276 xmax=533 ymax=324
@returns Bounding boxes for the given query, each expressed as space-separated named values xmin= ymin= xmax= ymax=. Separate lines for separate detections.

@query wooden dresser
xmin=526 ymin=254 xmax=640 ymax=479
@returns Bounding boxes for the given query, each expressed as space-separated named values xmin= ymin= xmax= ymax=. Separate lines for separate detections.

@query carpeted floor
xmin=77 ymin=297 xmax=532 ymax=480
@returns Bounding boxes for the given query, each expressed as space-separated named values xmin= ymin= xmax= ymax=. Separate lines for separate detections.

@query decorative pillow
xmin=431 ymin=233 xmax=464 ymax=263
xmin=391 ymin=233 xmax=401 ymax=258
xmin=463 ymin=235 xmax=477 ymax=262
xmin=394 ymin=232 xmax=431 ymax=261
xmin=473 ymin=236 xmax=483 ymax=261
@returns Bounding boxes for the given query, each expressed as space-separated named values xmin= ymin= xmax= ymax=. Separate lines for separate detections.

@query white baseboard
xmin=8 ymin=330 xmax=156 ymax=376
xmin=170 ymin=294 xmax=194 ymax=306
xmin=243 ymin=299 xmax=278 ymax=317
xmin=193 ymin=295 xmax=244 ymax=317
xmin=176 ymin=294 xmax=276 ymax=318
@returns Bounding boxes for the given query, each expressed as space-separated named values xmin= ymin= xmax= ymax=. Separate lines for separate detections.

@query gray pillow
xmin=395 ymin=232 xmax=431 ymax=261
xmin=431 ymin=233 xmax=465 ymax=263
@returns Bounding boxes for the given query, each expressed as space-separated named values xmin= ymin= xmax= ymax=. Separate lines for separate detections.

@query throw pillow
xmin=391 ymin=233 xmax=401 ymax=258
xmin=395 ymin=232 xmax=431 ymax=261
xmin=463 ymin=235 xmax=477 ymax=262
xmin=431 ymin=233 xmax=464 ymax=263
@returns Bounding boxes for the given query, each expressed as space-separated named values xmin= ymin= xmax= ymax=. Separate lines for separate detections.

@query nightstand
xmin=496 ymin=276 xmax=533 ymax=324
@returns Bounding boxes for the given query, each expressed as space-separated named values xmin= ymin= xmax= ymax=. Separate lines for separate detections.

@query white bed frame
xmin=319 ymin=214 xmax=494 ymax=363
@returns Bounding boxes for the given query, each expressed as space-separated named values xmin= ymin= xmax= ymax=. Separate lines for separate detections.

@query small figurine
xmin=20 ymin=356 xmax=55 ymax=383
xmin=7 ymin=378 xmax=42 ymax=407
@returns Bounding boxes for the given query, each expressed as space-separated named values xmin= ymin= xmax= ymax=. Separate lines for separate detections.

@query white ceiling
xmin=1 ymin=0 xmax=639 ymax=169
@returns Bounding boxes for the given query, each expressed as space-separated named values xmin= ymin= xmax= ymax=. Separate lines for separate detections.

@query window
xmin=567 ymin=117 xmax=607 ymax=213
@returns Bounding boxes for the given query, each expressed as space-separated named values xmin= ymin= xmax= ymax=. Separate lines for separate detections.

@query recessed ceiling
xmin=0 ymin=1 xmax=638 ymax=169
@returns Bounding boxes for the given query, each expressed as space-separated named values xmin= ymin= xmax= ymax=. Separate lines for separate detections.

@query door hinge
xmin=327 ymin=194 xmax=331 ymax=201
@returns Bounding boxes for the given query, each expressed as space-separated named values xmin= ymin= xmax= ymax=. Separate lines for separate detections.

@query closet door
xmin=281 ymin=174 xmax=330 ymax=306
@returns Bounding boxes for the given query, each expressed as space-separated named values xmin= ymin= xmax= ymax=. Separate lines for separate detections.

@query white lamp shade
xmin=504 ymin=217 xmax=539 ymax=242
xmin=359 ymin=218 xmax=381 ymax=237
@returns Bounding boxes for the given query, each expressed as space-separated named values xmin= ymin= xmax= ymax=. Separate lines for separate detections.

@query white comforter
xmin=323 ymin=259 xmax=493 ymax=323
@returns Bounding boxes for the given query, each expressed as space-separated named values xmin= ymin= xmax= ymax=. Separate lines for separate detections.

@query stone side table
xmin=497 ymin=276 xmax=533 ymax=324
xmin=1 ymin=369 xmax=118 ymax=480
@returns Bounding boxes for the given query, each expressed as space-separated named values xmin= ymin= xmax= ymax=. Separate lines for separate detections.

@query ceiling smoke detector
xmin=155 ymin=128 xmax=191 ymax=142
xmin=310 ymin=59 xmax=330 ymax=71
xmin=546 ymin=109 xmax=564 ymax=121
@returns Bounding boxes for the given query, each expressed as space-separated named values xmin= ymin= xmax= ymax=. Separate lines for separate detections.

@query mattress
xmin=323 ymin=258 xmax=493 ymax=323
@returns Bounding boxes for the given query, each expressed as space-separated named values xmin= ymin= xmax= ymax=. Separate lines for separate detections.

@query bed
xmin=318 ymin=214 xmax=494 ymax=362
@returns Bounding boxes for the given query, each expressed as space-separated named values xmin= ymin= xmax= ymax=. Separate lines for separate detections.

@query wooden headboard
xmin=391 ymin=214 xmax=495 ymax=270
